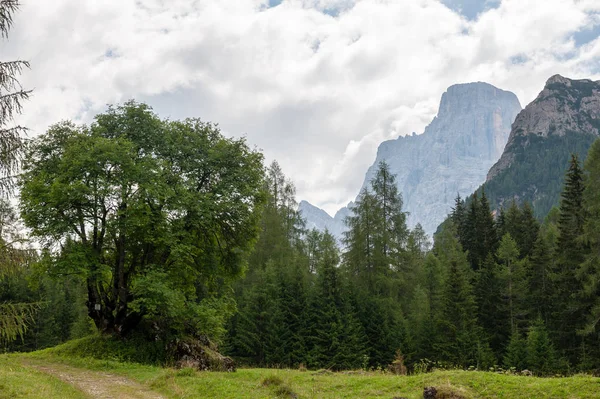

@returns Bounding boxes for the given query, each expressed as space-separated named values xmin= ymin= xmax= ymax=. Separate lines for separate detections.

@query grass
xmin=0 ymin=355 xmax=87 ymax=399
xmin=2 ymin=342 xmax=600 ymax=398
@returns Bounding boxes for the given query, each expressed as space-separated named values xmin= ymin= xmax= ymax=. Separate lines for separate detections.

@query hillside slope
xmin=484 ymin=75 xmax=600 ymax=216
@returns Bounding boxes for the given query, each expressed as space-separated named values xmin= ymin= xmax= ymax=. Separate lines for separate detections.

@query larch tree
xmin=0 ymin=0 xmax=37 ymax=344
xmin=0 ymin=0 xmax=29 ymax=193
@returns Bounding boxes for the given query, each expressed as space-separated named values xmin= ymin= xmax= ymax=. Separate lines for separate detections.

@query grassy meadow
xmin=1 ymin=348 xmax=600 ymax=399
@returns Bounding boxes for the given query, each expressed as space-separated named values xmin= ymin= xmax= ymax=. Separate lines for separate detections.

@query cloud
xmin=5 ymin=0 xmax=600 ymax=215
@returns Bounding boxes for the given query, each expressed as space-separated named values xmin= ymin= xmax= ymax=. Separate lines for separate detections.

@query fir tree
xmin=451 ymin=193 xmax=466 ymax=243
xmin=436 ymin=232 xmax=483 ymax=367
xmin=527 ymin=317 xmax=558 ymax=376
xmin=528 ymin=234 xmax=554 ymax=324
xmin=475 ymin=254 xmax=507 ymax=355
xmin=478 ymin=190 xmax=498 ymax=262
xmin=552 ymin=154 xmax=588 ymax=363
xmin=497 ymin=233 xmax=525 ymax=334
xmin=503 ymin=330 xmax=528 ymax=371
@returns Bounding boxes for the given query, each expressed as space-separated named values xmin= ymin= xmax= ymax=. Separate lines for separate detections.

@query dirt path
xmin=30 ymin=363 xmax=167 ymax=399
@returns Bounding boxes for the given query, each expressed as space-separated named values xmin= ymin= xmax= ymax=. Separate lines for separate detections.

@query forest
xmin=3 ymin=98 xmax=600 ymax=378
xmin=3 ymin=1 xmax=600 ymax=386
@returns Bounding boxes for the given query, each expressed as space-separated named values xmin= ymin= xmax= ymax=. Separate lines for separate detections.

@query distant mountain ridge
xmin=301 ymin=81 xmax=522 ymax=238
xmin=299 ymin=200 xmax=351 ymax=240
xmin=484 ymin=74 xmax=600 ymax=217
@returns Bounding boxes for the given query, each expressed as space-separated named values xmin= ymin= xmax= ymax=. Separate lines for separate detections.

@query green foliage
xmin=503 ymin=330 xmax=527 ymax=371
xmin=497 ymin=233 xmax=529 ymax=334
xmin=454 ymin=190 xmax=497 ymax=270
xmin=0 ymin=0 xmax=29 ymax=195
xmin=435 ymin=231 xmax=485 ymax=368
xmin=579 ymin=139 xmax=600 ymax=337
xmin=19 ymin=102 xmax=266 ymax=341
xmin=526 ymin=317 xmax=558 ymax=375
xmin=10 ymin=354 xmax=600 ymax=399
xmin=0 ymin=302 xmax=38 ymax=344
xmin=343 ymin=161 xmax=409 ymax=297
xmin=550 ymin=154 xmax=590 ymax=364
xmin=484 ymin=133 xmax=597 ymax=218
xmin=39 ymin=334 xmax=167 ymax=365
xmin=474 ymin=254 xmax=506 ymax=355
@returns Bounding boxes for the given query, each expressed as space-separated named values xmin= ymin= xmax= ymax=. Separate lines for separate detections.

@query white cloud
xmin=4 ymin=0 xmax=600 ymax=215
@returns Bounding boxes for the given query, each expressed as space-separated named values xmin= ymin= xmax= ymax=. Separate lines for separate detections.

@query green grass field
xmin=1 ymin=340 xmax=600 ymax=399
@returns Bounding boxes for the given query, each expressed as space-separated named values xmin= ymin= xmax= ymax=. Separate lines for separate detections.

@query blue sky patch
xmin=572 ymin=23 xmax=600 ymax=47
xmin=510 ymin=54 xmax=528 ymax=65
xmin=441 ymin=0 xmax=501 ymax=20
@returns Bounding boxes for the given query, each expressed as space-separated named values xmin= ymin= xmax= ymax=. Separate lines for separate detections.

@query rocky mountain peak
xmin=487 ymin=75 xmax=600 ymax=180
xmin=437 ymin=82 xmax=519 ymax=121
xmin=301 ymin=82 xmax=522 ymax=237
xmin=545 ymin=74 xmax=572 ymax=86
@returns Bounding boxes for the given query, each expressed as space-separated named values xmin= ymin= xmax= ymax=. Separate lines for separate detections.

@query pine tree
xmin=552 ymin=154 xmax=588 ymax=364
xmin=343 ymin=188 xmax=377 ymax=289
xmin=576 ymin=138 xmax=600 ymax=369
xmin=267 ymin=261 xmax=307 ymax=367
xmin=226 ymin=162 xmax=307 ymax=366
xmin=528 ymin=234 xmax=554 ymax=324
xmin=417 ymin=253 xmax=446 ymax=360
xmin=580 ymin=139 xmax=600 ymax=336
xmin=558 ymin=155 xmax=586 ymax=258
xmin=436 ymin=232 xmax=484 ymax=367
xmin=497 ymin=233 xmax=524 ymax=334
xmin=463 ymin=193 xmax=481 ymax=269
xmin=527 ymin=317 xmax=558 ymax=376
xmin=500 ymin=200 xmax=540 ymax=261
xmin=0 ymin=0 xmax=29 ymax=193
xmin=343 ymin=162 xmax=408 ymax=299
xmin=451 ymin=193 xmax=467 ymax=243
xmin=518 ymin=202 xmax=540 ymax=259
xmin=475 ymin=254 xmax=507 ymax=355
xmin=370 ymin=161 xmax=409 ymax=298
xmin=503 ymin=330 xmax=528 ymax=371
xmin=478 ymin=190 xmax=498 ymax=262
xmin=0 ymin=0 xmax=36 ymax=345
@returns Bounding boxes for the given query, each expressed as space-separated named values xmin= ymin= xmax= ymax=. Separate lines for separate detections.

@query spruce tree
xmin=576 ymin=138 xmax=600 ymax=369
xmin=417 ymin=253 xmax=446 ymax=360
xmin=478 ymin=190 xmax=498 ymax=262
xmin=436 ymin=232 xmax=484 ymax=367
xmin=497 ymin=233 xmax=526 ymax=334
xmin=527 ymin=317 xmax=558 ymax=375
xmin=552 ymin=154 xmax=588 ymax=364
xmin=528 ymin=234 xmax=554 ymax=324
xmin=518 ymin=202 xmax=540 ymax=259
xmin=463 ymin=193 xmax=481 ymax=269
xmin=451 ymin=193 xmax=467 ymax=243
xmin=503 ymin=330 xmax=528 ymax=371
xmin=475 ymin=254 xmax=507 ymax=355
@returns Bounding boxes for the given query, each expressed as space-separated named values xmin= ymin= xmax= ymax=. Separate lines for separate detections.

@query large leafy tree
xmin=19 ymin=102 xmax=266 ymax=340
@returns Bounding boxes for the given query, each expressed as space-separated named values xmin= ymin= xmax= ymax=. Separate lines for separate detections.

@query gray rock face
xmin=482 ymin=75 xmax=600 ymax=218
xmin=301 ymin=82 xmax=521 ymax=238
xmin=299 ymin=200 xmax=352 ymax=240
xmin=488 ymin=74 xmax=600 ymax=180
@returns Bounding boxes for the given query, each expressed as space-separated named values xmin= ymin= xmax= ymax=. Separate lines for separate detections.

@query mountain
xmin=301 ymin=81 xmax=522 ymax=237
xmin=484 ymin=75 xmax=600 ymax=217
xmin=299 ymin=200 xmax=352 ymax=240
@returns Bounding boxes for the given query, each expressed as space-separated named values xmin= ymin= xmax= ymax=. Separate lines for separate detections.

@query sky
xmin=5 ymin=0 xmax=600 ymax=215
